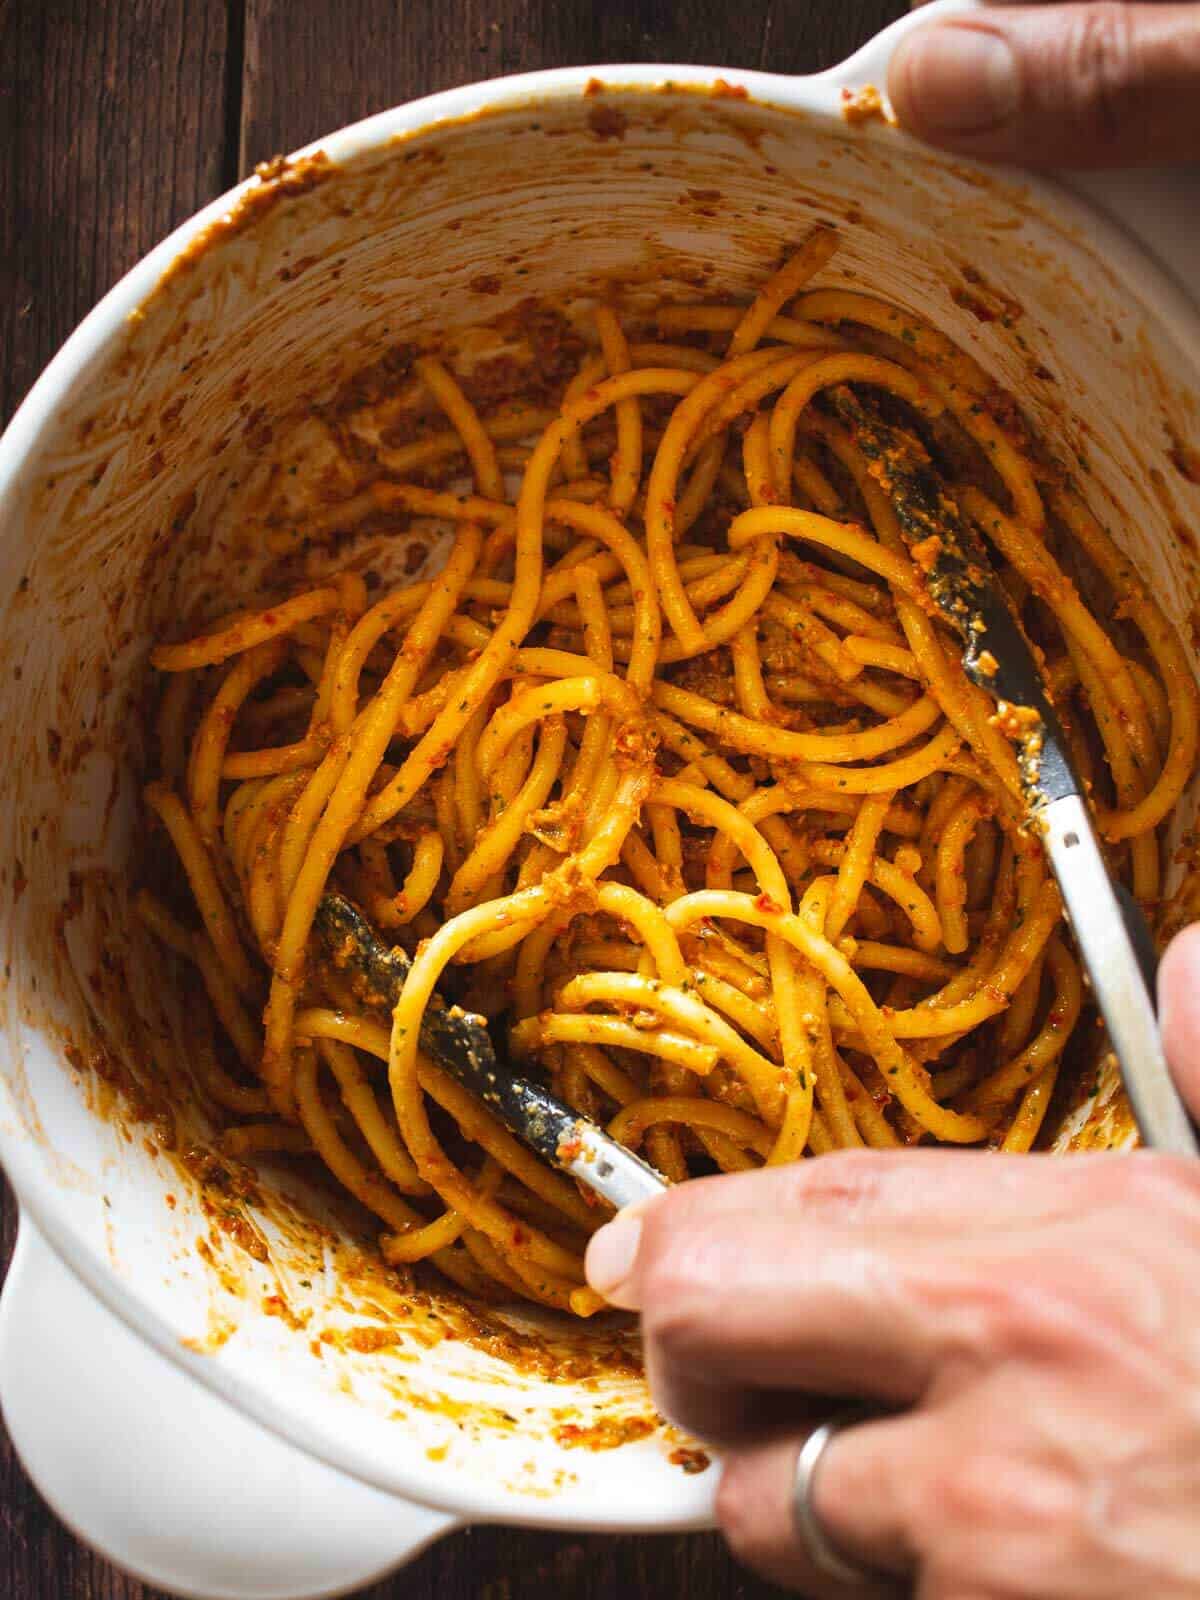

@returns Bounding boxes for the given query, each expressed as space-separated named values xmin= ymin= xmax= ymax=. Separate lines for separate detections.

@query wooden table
xmin=0 ymin=2 xmax=905 ymax=1594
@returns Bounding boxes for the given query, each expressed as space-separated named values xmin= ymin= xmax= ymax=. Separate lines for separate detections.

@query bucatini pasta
xmin=140 ymin=231 xmax=1198 ymax=1316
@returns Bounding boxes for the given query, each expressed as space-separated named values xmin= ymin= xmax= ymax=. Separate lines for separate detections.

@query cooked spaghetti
xmin=140 ymin=230 xmax=1198 ymax=1317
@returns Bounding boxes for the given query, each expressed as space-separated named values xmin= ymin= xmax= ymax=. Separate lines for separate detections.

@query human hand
xmin=583 ymin=924 xmax=1200 ymax=1596
xmin=888 ymin=2 xmax=1200 ymax=166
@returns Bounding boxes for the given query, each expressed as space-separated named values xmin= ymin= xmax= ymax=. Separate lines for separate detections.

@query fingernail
xmin=892 ymin=25 xmax=1020 ymax=134
xmin=585 ymin=1213 xmax=644 ymax=1307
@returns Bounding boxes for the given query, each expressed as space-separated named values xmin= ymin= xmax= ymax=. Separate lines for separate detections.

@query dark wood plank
xmin=0 ymin=3 xmax=230 ymax=1597
xmin=0 ymin=2 xmax=907 ymax=1597
xmin=240 ymin=0 xmax=905 ymax=170
xmin=0 ymin=0 xmax=233 ymax=427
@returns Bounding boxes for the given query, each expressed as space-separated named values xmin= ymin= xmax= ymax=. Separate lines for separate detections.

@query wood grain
xmin=0 ymin=2 xmax=906 ymax=1595
xmin=238 ymin=0 xmax=905 ymax=171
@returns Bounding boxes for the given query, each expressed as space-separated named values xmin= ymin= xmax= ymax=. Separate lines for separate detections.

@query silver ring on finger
xmin=792 ymin=1409 xmax=887 ymax=1589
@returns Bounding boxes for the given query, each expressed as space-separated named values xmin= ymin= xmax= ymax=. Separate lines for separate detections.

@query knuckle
xmin=1059 ymin=3 xmax=1141 ymax=143
xmin=772 ymin=1146 xmax=897 ymax=1221
xmin=637 ymin=1213 xmax=725 ymax=1357
xmin=714 ymin=1457 xmax=780 ymax=1572
xmin=944 ymin=1273 xmax=1069 ymax=1365
xmin=1122 ymin=1154 xmax=1200 ymax=1224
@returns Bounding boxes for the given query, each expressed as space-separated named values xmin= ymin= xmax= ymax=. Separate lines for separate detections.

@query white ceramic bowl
xmin=1 ymin=3 xmax=1198 ymax=1595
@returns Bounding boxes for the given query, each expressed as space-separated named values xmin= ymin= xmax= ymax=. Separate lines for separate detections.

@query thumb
xmin=888 ymin=3 xmax=1200 ymax=167
xmin=1157 ymin=923 xmax=1200 ymax=1121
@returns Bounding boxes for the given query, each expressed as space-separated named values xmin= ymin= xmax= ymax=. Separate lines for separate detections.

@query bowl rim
xmin=1 ymin=48 xmax=1199 ymax=1530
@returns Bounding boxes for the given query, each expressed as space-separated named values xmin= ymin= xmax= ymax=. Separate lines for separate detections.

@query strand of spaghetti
xmin=969 ymin=938 xmax=1082 ymax=1112
xmin=244 ymin=774 xmax=307 ymax=948
xmin=593 ymin=881 xmax=688 ymax=984
xmin=609 ymin=1096 xmax=773 ymax=1160
xmin=870 ymin=342 xmax=1046 ymax=531
xmin=558 ymin=353 xmax=607 ymax=479
xmin=223 ymin=1123 xmax=312 ymax=1156
xmin=631 ymin=339 xmax=722 ymax=372
xmin=186 ymin=640 xmax=287 ymax=838
xmin=398 ymin=836 xmax=446 ymax=928
xmin=543 ymin=498 xmax=660 ymax=689
xmin=221 ymin=728 xmax=330 ymax=781
xmin=276 ymin=735 xmax=354 ymax=909
xmin=451 ymin=764 xmax=652 ymax=966
xmin=727 ymin=504 xmax=923 ymax=593
xmin=997 ymin=945 xmax=1048 ymax=1060
xmin=852 ymin=942 xmax=955 ymax=983
xmin=792 ymin=877 xmax=862 ymax=1152
xmin=352 ymin=367 xmax=698 ymax=841
xmin=576 ymin=556 xmax=748 ymax=641
xmin=594 ymin=306 xmax=642 ymax=513
xmin=840 ymin=1055 xmax=903 ymax=1149
xmin=690 ymin=968 xmax=778 ymax=1051
xmin=355 ymin=836 xmax=401 ymax=928
xmin=804 ymin=414 xmax=1024 ymax=803
xmin=705 ymin=786 xmax=919 ymax=895
xmin=452 ymin=702 xmax=491 ymax=858
xmin=157 ymin=672 xmax=194 ymax=788
xmin=742 ymin=412 xmax=775 ymax=508
xmin=847 ymin=879 xmax=1062 ymax=1041
xmin=382 ymin=1161 xmax=509 ymax=1265
xmin=261 ymin=522 xmax=482 ymax=1114
xmin=1000 ymin=1063 xmax=1061 ymax=1153
xmin=511 ymin=1014 xmax=720 ymax=1075
xmin=730 ymin=623 xmax=776 ymax=722
xmin=961 ymin=487 xmax=1156 ymax=778
xmin=562 ymin=1040 xmax=640 ymax=1107
xmin=646 ymin=801 xmax=685 ymax=900
xmin=652 ymin=677 xmax=941 ymax=762
xmin=383 ymin=1017 xmax=592 ymax=1280
xmin=293 ymin=1045 xmax=426 ymax=1232
xmin=556 ymin=972 xmax=782 ymax=1113
xmin=657 ymin=304 xmax=843 ymax=348
xmin=1125 ymin=656 xmax=1170 ymax=749
xmin=842 ymin=636 xmax=920 ymax=678
xmin=728 ymin=228 xmax=840 ymax=355
xmin=653 ymin=778 xmax=809 ymax=1135
xmin=760 ymin=591 xmax=867 ymax=683
xmin=1052 ymin=488 xmax=1199 ymax=839
xmin=1063 ymin=635 xmax=1158 ymax=901
xmin=794 ymin=290 xmax=993 ymax=397
xmin=658 ymin=535 xmax=781 ymax=665
xmin=769 ymin=353 xmax=940 ymax=499
xmin=413 ymin=356 xmax=505 ymax=500
xmin=370 ymin=479 xmax=513 ymax=527
xmin=644 ymin=347 xmax=794 ymax=650
xmin=310 ymin=571 xmax=368 ymax=729
xmin=152 ymin=588 xmax=340 ymax=671
xmin=376 ymin=401 xmax=557 ymax=478
xmin=296 ymin=1008 xmax=596 ymax=1232
xmin=309 ymin=1035 xmax=428 ymax=1193
xmin=134 ymin=893 xmax=269 ymax=1110
xmin=825 ymin=791 xmax=894 ymax=943
xmin=687 ymin=350 xmax=828 ymax=456
xmin=144 ymin=783 xmax=258 ymax=998
xmin=575 ymin=564 xmax=613 ymax=673
xmin=786 ymin=715 xmax=962 ymax=796
xmin=330 ymin=584 xmax=433 ymax=734
xmin=808 ymin=837 xmax=943 ymax=954
xmin=557 ymin=564 xmax=621 ymax=858
xmin=665 ymin=889 xmax=987 ymax=1143
xmin=476 ymin=674 xmax=641 ymax=782
xmin=799 ymin=585 xmax=903 ymax=645
xmin=446 ymin=719 xmax=568 ymax=916
xmin=935 ymin=791 xmax=994 ymax=955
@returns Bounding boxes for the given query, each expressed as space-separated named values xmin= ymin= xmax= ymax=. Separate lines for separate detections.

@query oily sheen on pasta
xmin=140 ymin=230 xmax=1198 ymax=1317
